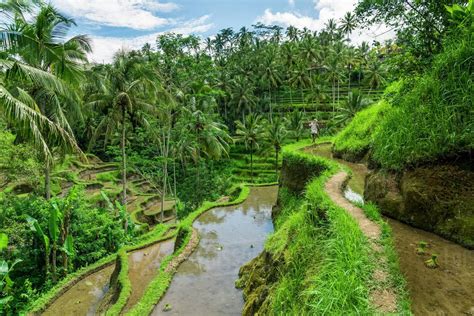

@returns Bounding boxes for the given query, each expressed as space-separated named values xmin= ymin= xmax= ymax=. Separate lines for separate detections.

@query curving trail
xmin=324 ymin=171 xmax=396 ymax=313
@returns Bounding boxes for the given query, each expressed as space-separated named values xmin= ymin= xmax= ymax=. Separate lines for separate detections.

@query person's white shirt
xmin=310 ymin=120 xmax=318 ymax=134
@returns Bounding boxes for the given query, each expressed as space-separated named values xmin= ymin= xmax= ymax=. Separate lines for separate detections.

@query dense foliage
xmin=0 ymin=0 xmax=472 ymax=312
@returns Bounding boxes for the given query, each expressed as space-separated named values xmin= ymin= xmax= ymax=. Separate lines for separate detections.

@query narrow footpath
xmin=325 ymin=171 xmax=397 ymax=313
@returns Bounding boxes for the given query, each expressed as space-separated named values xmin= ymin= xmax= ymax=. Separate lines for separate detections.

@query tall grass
xmin=373 ymin=34 xmax=473 ymax=170
xmin=333 ymin=100 xmax=390 ymax=161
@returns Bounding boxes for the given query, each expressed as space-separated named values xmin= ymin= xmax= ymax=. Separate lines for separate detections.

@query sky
xmin=50 ymin=0 xmax=395 ymax=63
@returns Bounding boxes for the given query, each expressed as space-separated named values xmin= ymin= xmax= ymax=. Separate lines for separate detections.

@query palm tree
xmin=228 ymin=75 xmax=256 ymax=120
xmin=88 ymin=52 xmax=157 ymax=212
xmin=339 ymin=12 xmax=357 ymax=41
xmin=335 ymin=89 xmax=369 ymax=126
xmin=186 ymin=109 xmax=232 ymax=196
xmin=265 ymin=117 xmax=287 ymax=177
xmin=345 ymin=48 xmax=358 ymax=94
xmin=1 ymin=1 xmax=90 ymax=199
xmin=260 ymin=52 xmax=281 ymax=118
xmin=288 ymin=110 xmax=305 ymax=141
xmin=365 ymin=57 xmax=386 ymax=91
xmin=235 ymin=113 xmax=264 ymax=183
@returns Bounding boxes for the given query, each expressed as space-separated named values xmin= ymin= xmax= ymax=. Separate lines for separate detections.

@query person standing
xmin=309 ymin=118 xmax=319 ymax=143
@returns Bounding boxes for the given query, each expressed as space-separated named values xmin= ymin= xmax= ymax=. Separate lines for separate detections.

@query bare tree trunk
xmin=45 ymin=163 xmax=51 ymax=200
xmin=51 ymin=243 xmax=57 ymax=282
xmin=250 ymin=143 xmax=254 ymax=183
xmin=121 ymin=107 xmax=128 ymax=234
xmin=275 ymin=146 xmax=279 ymax=177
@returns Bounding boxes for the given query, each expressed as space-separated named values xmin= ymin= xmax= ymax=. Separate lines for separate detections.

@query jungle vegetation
xmin=0 ymin=0 xmax=472 ymax=312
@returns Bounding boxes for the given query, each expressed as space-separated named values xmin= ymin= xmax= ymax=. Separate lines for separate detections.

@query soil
xmin=388 ymin=218 xmax=474 ymax=315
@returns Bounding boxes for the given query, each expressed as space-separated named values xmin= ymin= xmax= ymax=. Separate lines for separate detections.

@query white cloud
xmin=52 ymin=0 xmax=179 ymax=30
xmin=257 ymin=0 xmax=395 ymax=45
xmin=288 ymin=0 xmax=295 ymax=7
xmin=89 ymin=15 xmax=213 ymax=63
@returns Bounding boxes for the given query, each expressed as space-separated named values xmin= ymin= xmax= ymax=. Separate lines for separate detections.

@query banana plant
xmin=49 ymin=204 xmax=61 ymax=281
xmin=100 ymin=191 xmax=135 ymax=236
xmin=26 ymin=216 xmax=50 ymax=278
xmin=0 ymin=233 xmax=22 ymax=308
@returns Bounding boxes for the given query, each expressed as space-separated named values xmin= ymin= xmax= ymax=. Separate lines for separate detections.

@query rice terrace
xmin=0 ymin=0 xmax=473 ymax=315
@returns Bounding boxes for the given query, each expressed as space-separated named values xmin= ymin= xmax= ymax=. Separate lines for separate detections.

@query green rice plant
xmin=416 ymin=241 xmax=428 ymax=255
xmin=425 ymin=254 xmax=439 ymax=269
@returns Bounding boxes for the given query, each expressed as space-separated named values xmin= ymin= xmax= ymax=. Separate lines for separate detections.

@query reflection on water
xmin=124 ymin=239 xmax=175 ymax=312
xmin=42 ymin=264 xmax=115 ymax=316
xmin=152 ymin=186 xmax=278 ymax=316
xmin=344 ymin=187 xmax=364 ymax=204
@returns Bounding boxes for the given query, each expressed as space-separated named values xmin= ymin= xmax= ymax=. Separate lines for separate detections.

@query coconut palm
xmin=339 ymin=12 xmax=357 ymax=41
xmin=88 ymin=52 xmax=157 ymax=210
xmin=265 ymin=116 xmax=287 ymax=176
xmin=1 ymin=1 xmax=90 ymax=199
xmin=335 ymin=89 xmax=369 ymax=126
xmin=235 ymin=113 xmax=264 ymax=183
xmin=366 ymin=57 xmax=386 ymax=90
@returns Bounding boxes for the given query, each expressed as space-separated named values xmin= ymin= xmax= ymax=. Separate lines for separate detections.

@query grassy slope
xmin=334 ymin=34 xmax=473 ymax=170
xmin=333 ymin=100 xmax=390 ymax=161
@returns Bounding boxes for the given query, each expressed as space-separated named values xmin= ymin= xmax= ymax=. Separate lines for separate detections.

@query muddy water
xmin=42 ymin=264 xmax=114 ymax=316
xmin=308 ymin=142 xmax=474 ymax=315
xmin=388 ymin=218 xmax=474 ymax=315
xmin=123 ymin=239 xmax=175 ymax=312
xmin=152 ymin=186 xmax=278 ymax=316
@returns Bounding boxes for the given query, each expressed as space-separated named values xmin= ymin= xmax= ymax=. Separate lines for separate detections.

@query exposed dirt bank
xmin=365 ymin=164 xmax=474 ymax=248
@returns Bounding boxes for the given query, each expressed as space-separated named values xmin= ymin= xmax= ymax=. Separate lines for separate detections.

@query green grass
xmin=373 ymin=36 xmax=473 ymax=169
xmin=106 ymin=249 xmax=131 ymax=315
xmin=96 ymin=170 xmax=120 ymax=182
xmin=333 ymin=99 xmax=391 ymax=161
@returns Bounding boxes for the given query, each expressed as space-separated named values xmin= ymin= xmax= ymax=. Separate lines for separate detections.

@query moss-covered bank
xmin=365 ymin=163 xmax=474 ymax=249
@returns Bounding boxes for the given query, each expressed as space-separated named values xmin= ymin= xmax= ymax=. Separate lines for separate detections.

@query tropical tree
xmin=1 ymin=1 xmax=90 ymax=199
xmin=265 ymin=117 xmax=287 ymax=176
xmin=88 ymin=52 xmax=157 ymax=208
xmin=365 ymin=57 xmax=386 ymax=90
xmin=339 ymin=12 xmax=358 ymax=41
xmin=186 ymin=109 xmax=232 ymax=196
xmin=235 ymin=113 xmax=264 ymax=183
xmin=335 ymin=89 xmax=370 ymax=126
xmin=288 ymin=110 xmax=305 ymax=141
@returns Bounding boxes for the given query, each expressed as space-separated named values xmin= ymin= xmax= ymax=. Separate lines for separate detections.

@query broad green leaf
xmin=49 ymin=207 xmax=60 ymax=242
xmin=0 ymin=233 xmax=7 ymax=251
xmin=64 ymin=235 xmax=75 ymax=257
xmin=0 ymin=261 xmax=8 ymax=274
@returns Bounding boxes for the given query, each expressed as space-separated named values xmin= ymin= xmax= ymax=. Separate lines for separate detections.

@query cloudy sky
xmin=50 ymin=0 xmax=394 ymax=63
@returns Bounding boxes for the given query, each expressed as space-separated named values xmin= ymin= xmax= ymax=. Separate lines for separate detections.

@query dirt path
xmin=325 ymin=171 xmax=397 ymax=313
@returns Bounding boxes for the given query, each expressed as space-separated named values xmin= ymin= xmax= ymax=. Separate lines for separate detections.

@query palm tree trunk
xmin=173 ymin=159 xmax=178 ymax=219
xmin=250 ymin=143 xmax=254 ymax=183
xmin=275 ymin=146 xmax=279 ymax=177
xmin=51 ymin=243 xmax=57 ymax=282
xmin=332 ymin=79 xmax=336 ymax=114
xmin=121 ymin=108 xmax=127 ymax=212
xmin=161 ymin=162 xmax=167 ymax=223
xmin=44 ymin=163 xmax=51 ymax=200
xmin=348 ymin=65 xmax=351 ymax=95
